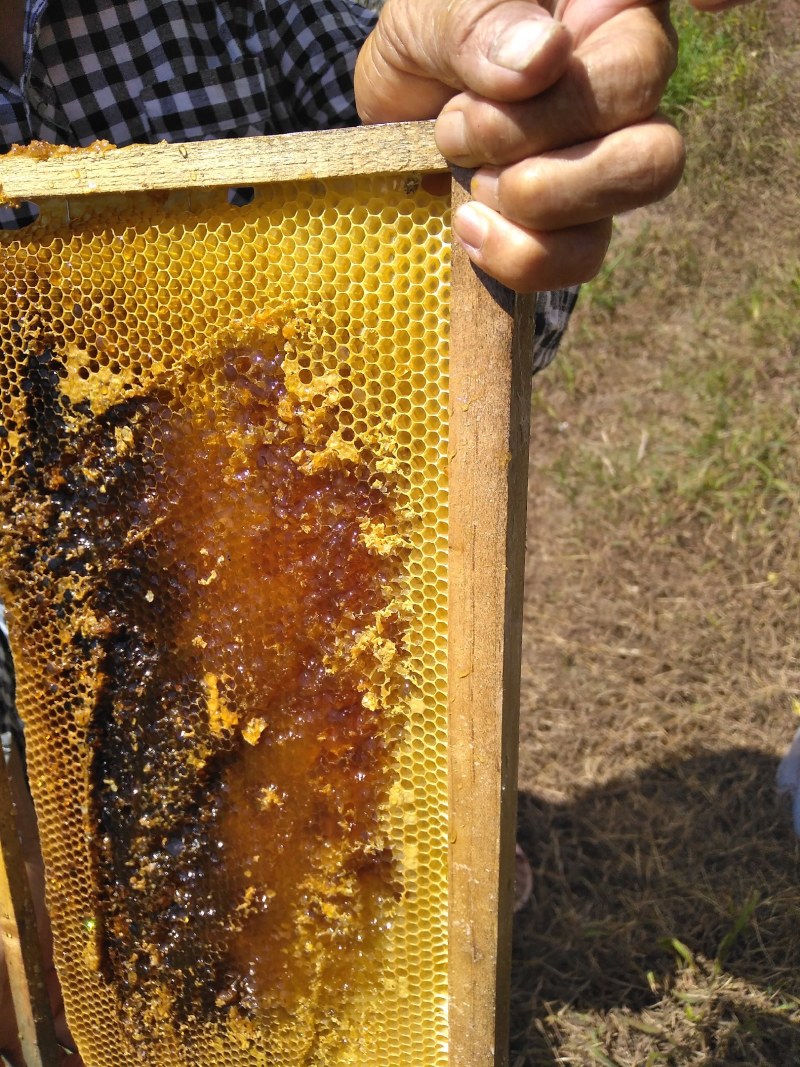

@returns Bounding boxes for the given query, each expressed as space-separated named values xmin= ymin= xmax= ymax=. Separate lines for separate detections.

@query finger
xmin=435 ymin=6 xmax=676 ymax=166
xmin=452 ymin=204 xmax=613 ymax=291
xmin=470 ymin=117 xmax=685 ymax=230
xmin=551 ymin=0 xmax=671 ymax=46
xmin=355 ymin=0 xmax=572 ymax=123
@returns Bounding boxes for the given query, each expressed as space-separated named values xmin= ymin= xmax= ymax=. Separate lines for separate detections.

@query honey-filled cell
xmin=0 ymin=173 xmax=450 ymax=1067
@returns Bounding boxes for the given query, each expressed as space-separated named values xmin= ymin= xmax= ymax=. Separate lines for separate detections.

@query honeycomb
xmin=0 ymin=166 xmax=451 ymax=1066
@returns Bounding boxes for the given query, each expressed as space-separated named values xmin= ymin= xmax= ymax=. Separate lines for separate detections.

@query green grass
xmin=513 ymin=9 xmax=800 ymax=1063
xmin=579 ymin=0 xmax=795 ymax=322
xmin=663 ymin=1 xmax=770 ymax=122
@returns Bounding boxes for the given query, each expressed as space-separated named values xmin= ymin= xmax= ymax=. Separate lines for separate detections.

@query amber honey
xmin=0 ymin=174 xmax=450 ymax=1066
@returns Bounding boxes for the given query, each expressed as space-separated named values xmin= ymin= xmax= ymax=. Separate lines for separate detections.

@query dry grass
xmin=513 ymin=2 xmax=800 ymax=1063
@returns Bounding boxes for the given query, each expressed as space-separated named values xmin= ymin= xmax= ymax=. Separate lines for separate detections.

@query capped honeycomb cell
xmin=0 ymin=169 xmax=450 ymax=1067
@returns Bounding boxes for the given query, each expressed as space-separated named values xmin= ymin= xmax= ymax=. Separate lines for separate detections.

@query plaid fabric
xmin=0 ymin=0 xmax=577 ymax=367
xmin=3 ymin=0 xmax=375 ymax=143
xmin=0 ymin=607 xmax=19 ymax=748
xmin=533 ymin=284 xmax=579 ymax=373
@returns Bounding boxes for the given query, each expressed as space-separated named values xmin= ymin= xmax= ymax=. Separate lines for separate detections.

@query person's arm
xmin=355 ymin=0 xmax=754 ymax=293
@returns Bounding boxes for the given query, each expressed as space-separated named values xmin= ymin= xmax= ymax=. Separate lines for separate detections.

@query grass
xmin=513 ymin=2 xmax=800 ymax=1064
xmin=662 ymin=4 xmax=770 ymax=122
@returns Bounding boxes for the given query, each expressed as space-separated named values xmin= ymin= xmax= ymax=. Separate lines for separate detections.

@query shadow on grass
xmin=510 ymin=748 xmax=800 ymax=1065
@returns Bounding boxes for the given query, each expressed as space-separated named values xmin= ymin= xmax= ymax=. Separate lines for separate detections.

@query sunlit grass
xmin=663 ymin=1 xmax=770 ymax=122
xmin=516 ymin=7 xmax=800 ymax=1064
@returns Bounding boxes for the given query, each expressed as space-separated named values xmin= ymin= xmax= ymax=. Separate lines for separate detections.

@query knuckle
xmin=500 ymin=160 xmax=546 ymax=219
xmin=462 ymin=100 xmax=521 ymax=165
xmin=480 ymin=228 xmax=541 ymax=293
xmin=540 ymin=64 xmax=601 ymax=146
xmin=570 ymin=222 xmax=613 ymax=283
xmin=594 ymin=20 xmax=677 ymax=127
xmin=627 ymin=47 xmax=669 ymax=120
xmin=661 ymin=11 xmax=681 ymax=79
xmin=641 ymin=124 xmax=686 ymax=200
xmin=642 ymin=23 xmax=679 ymax=114
xmin=658 ymin=126 xmax=687 ymax=190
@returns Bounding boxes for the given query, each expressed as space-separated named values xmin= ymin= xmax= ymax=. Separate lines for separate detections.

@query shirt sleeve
xmin=259 ymin=0 xmax=379 ymax=132
xmin=532 ymin=287 xmax=580 ymax=373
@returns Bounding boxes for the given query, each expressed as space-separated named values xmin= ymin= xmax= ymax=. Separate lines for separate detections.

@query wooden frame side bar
xmin=0 ymin=741 xmax=61 ymax=1067
xmin=0 ymin=120 xmax=447 ymax=203
xmin=448 ymin=176 xmax=535 ymax=1067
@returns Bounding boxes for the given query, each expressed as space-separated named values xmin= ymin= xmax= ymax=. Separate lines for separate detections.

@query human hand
xmin=355 ymin=0 xmax=685 ymax=292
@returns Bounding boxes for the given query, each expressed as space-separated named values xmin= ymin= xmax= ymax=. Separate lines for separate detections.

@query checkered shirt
xmin=0 ymin=0 xmax=577 ymax=373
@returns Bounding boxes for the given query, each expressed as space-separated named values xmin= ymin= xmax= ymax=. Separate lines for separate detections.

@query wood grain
xmin=0 ymin=742 xmax=61 ymax=1067
xmin=447 ymin=173 xmax=536 ymax=1067
xmin=0 ymin=121 xmax=446 ymax=203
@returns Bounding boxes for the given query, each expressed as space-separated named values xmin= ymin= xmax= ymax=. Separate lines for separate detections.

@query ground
xmin=512 ymin=2 xmax=800 ymax=1063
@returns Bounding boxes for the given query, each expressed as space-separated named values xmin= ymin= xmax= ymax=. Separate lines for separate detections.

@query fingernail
xmin=435 ymin=108 xmax=468 ymax=160
xmin=490 ymin=19 xmax=558 ymax=73
xmin=453 ymin=203 xmax=490 ymax=254
xmin=470 ymin=168 xmax=500 ymax=209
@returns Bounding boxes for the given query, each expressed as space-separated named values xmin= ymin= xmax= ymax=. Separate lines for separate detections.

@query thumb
xmin=355 ymin=0 xmax=572 ymax=123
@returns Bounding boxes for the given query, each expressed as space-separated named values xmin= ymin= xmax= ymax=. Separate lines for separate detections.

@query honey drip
xmin=1 ymin=321 xmax=409 ymax=1051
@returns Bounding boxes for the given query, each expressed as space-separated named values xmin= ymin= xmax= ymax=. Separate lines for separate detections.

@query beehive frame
xmin=0 ymin=120 xmax=535 ymax=1067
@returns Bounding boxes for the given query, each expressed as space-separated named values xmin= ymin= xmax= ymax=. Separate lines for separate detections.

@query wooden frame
xmin=0 ymin=740 xmax=61 ymax=1067
xmin=0 ymin=122 xmax=533 ymax=1067
xmin=0 ymin=121 xmax=448 ymax=201
xmin=448 ymin=174 xmax=535 ymax=1067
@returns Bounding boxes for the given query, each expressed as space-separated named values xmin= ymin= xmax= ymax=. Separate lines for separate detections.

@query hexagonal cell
xmin=0 ymin=170 xmax=451 ymax=1067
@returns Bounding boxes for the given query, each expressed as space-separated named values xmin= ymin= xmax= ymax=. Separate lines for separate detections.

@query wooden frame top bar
xmin=0 ymin=120 xmax=447 ymax=203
